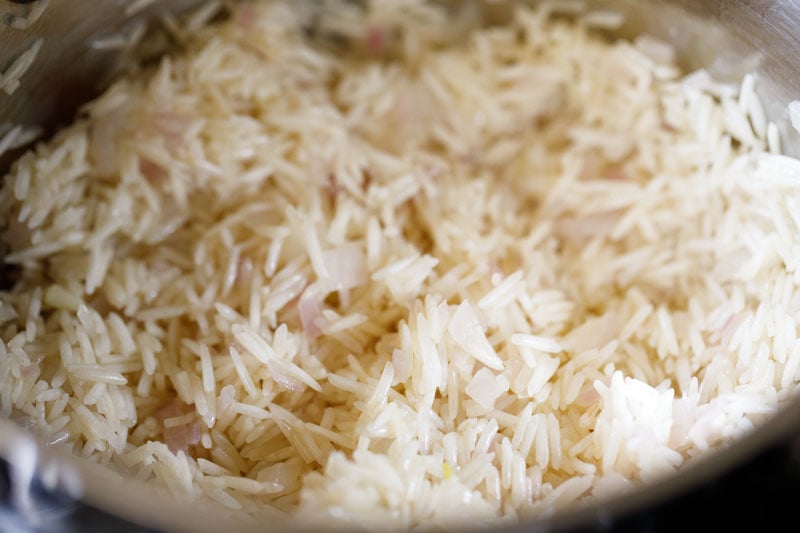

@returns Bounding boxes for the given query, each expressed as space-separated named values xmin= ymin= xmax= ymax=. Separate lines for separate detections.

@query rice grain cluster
xmin=2 ymin=1 xmax=800 ymax=530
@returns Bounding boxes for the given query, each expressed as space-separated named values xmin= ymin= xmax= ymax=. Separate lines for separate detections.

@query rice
xmin=90 ymin=20 xmax=148 ymax=52
xmin=0 ymin=122 xmax=42 ymax=159
xmin=0 ymin=38 xmax=43 ymax=96
xmin=2 ymin=0 xmax=800 ymax=530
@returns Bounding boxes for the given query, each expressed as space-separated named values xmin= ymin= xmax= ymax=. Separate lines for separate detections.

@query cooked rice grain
xmin=2 ymin=1 xmax=800 ymax=530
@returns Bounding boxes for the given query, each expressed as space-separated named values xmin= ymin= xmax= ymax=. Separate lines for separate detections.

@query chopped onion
xmin=555 ymin=211 xmax=620 ymax=241
xmin=298 ymin=284 xmax=324 ymax=338
xmin=465 ymin=368 xmax=508 ymax=409
xmin=156 ymin=400 xmax=200 ymax=453
xmin=233 ymin=2 xmax=257 ymax=31
xmin=140 ymin=158 xmax=167 ymax=183
xmin=604 ymin=167 xmax=629 ymax=181
xmin=322 ymin=242 xmax=367 ymax=291
xmin=720 ymin=312 xmax=745 ymax=346
xmin=366 ymin=26 xmax=387 ymax=54
xmin=575 ymin=383 xmax=601 ymax=407
xmin=256 ymin=458 xmax=301 ymax=493
xmin=448 ymin=301 xmax=504 ymax=370
xmin=298 ymin=243 xmax=367 ymax=337
xmin=20 ymin=363 xmax=39 ymax=380
xmin=151 ymin=112 xmax=191 ymax=150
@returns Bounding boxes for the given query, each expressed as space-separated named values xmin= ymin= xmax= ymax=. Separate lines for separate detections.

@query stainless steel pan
xmin=2 ymin=1 xmax=800 ymax=531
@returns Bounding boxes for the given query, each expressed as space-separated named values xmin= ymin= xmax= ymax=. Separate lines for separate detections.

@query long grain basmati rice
xmin=3 ymin=1 xmax=800 ymax=530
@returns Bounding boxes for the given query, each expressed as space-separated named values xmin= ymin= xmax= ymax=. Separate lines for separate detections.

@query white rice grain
xmin=1 ymin=2 xmax=799 ymax=529
xmin=0 ymin=38 xmax=43 ymax=95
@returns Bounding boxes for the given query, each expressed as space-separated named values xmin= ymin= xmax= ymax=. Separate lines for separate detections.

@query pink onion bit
xmin=297 ymin=243 xmax=367 ymax=338
xmin=604 ymin=167 xmax=629 ymax=181
xmin=298 ymin=287 xmax=323 ymax=338
xmin=140 ymin=158 xmax=167 ymax=183
xmin=322 ymin=243 xmax=367 ymax=291
xmin=155 ymin=400 xmax=200 ymax=454
xmin=234 ymin=2 xmax=257 ymax=32
xmin=366 ymin=26 xmax=387 ymax=55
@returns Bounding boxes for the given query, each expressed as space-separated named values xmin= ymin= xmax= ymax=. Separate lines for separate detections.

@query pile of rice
xmin=2 ymin=0 xmax=800 ymax=529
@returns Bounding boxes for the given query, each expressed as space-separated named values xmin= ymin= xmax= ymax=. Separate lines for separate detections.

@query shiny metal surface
xmin=0 ymin=0 xmax=201 ymax=169
xmin=633 ymin=0 xmax=800 ymax=155
xmin=2 ymin=0 xmax=800 ymax=530
xmin=1 ymin=0 xmax=799 ymax=163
